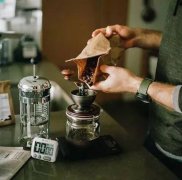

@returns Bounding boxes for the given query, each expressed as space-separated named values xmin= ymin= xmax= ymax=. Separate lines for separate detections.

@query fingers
xmin=92 ymin=25 xmax=133 ymax=40
xmin=99 ymin=64 xmax=115 ymax=74
xmin=90 ymin=65 xmax=115 ymax=91
xmin=105 ymin=25 xmax=119 ymax=36
xmin=90 ymin=80 xmax=108 ymax=91
xmin=92 ymin=28 xmax=107 ymax=37
xmin=105 ymin=25 xmax=130 ymax=38
xmin=92 ymin=26 xmax=118 ymax=37
xmin=90 ymin=83 xmax=103 ymax=91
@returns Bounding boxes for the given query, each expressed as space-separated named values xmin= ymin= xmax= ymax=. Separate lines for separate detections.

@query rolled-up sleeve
xmin=173 ymin=85 xmax=182 ymax=113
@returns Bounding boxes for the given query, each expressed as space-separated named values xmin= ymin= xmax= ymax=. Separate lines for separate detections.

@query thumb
xmin=99 ymin=65 xmax=114 ymax=74
xmin=105 ymin=26 xmax=113 ymax=37
xmin=90 ymin=81 xmax=107 ymax=91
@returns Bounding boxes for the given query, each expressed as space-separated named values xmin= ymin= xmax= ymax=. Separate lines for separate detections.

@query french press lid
xmin=18 ymin=76 xmax=51 ymax=93
xmin=18 ymin=58 xmax=51 ymax=94
xmin=18 ymin=76 xmax=51 ymax=103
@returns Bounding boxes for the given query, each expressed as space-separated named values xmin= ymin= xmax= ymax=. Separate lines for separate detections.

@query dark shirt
xmin=179 ymin=88 xmax=182 ymax=111
xmin=150 ymin=0 xmax=182 ymax=156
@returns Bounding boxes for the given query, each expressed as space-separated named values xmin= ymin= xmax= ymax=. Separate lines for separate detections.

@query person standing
xmin=90 ymin=0 xmax=182 ymax=178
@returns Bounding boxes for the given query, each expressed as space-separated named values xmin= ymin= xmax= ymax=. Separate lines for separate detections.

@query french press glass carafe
xmin=18 ymin=63 xmax=51 ymax=149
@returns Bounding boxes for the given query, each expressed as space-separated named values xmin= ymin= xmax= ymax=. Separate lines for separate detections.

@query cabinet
xmin=42 ymin=0 xmax=128 ymax=66
xmin=42 ymin=0 xmax=128 ymax=105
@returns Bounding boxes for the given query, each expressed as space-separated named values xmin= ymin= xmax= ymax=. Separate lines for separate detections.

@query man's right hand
xmin=90 ymin=65 xmax=142 ymax=94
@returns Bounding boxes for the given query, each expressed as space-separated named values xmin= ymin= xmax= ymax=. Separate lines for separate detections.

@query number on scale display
xmin=34 ymin=142 xmax=54 ymax=156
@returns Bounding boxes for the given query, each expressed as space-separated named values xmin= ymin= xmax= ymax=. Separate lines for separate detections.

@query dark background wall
xmin=42 ymin=0 xmax=128 ymax=68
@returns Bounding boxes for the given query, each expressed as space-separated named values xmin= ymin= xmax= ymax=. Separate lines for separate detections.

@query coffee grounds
xmin=81 ymin=56 xmax=98 ymax=86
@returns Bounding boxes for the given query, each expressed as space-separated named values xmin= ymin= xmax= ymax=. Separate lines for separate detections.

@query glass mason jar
xmin=66 ymin=104 xmax=100 ymax=146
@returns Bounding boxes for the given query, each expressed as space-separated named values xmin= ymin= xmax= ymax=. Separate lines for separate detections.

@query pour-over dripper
xmin=71 ymin=89 xmax=97 ymax=111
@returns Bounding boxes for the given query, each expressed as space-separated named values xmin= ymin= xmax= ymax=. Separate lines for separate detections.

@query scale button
xmin=38 ymin=155 xmax=41 ymax=159
xmin=43 ymin=156 xmax=51 ymax=161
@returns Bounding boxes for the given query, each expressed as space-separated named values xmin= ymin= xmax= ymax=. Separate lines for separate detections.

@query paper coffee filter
xmin=66 ymin=33 xmax=111 ymax=62
xmin=74 ymin=59 xmax=87 ymax=82
xmin=65 ymin=33 xmax=123 ymax=86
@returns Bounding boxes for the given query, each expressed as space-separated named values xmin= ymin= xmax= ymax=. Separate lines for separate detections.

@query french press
xmin=18 ymin=59 xmax=51 ymax=148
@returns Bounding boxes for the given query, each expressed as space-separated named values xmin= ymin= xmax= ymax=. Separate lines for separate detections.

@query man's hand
xmin=90 ymin=65 xmax=142 ymax=93
xmin=92 ymin=25 xmax=162 ymax=50
xmin=91 ymin=65 xmax=176 ymax=111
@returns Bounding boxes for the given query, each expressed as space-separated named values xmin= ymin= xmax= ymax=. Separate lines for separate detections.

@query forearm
xmin=130 ymin=77 xmax=179 ymax=111
xmin=147 ymin=82 xmax=174 ymax=110
xmin=133 ymin=28 xmax=162 ymax=50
